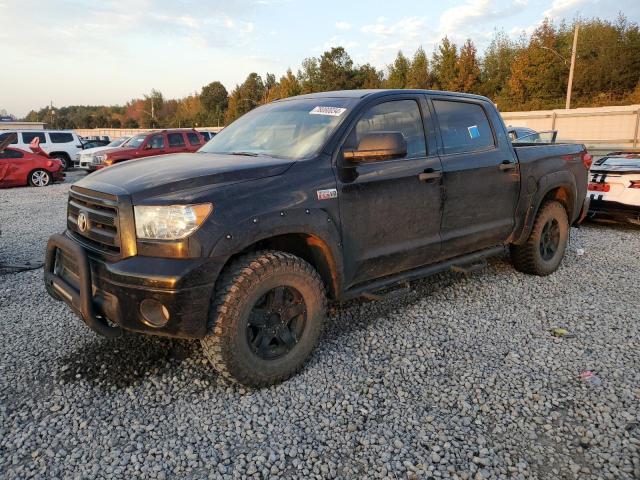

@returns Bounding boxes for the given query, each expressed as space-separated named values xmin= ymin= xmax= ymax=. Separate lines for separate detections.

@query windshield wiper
xmin=229 ymin=151 xmax=259 ymax=157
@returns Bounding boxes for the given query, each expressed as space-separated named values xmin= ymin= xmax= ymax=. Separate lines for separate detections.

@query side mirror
xmin=343 ymin=132 xmax=407 ymax=163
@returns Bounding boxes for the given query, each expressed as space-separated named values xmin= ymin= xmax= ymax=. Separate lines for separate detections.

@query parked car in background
xmin=45 ymin=89 xmax=590 ymax=387
xmin=199 ymin=131 xmax=217 ymax=142
xmin=508 ymin=127 xmax=558 ymax=144
xmin=588 ymin=152 xmax=640 ymax=224
xmin=76 ymin=136 xmax=132 ymax=171
xmin=0 ymin=135 xmax=64 ymax=188
xmin=92 ymin=129 xmax=205 ymax=169
xmin=0 ymin=130 xmax=83 ymax=171
xmin=81 ymin=139 xmax=111 ymax=150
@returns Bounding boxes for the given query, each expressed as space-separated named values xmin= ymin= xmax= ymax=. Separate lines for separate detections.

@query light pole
xmin=540 ymin=23 xmax=579 ymax=110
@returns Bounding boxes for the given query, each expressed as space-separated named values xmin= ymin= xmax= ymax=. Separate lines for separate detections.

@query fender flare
xmin=513 ymin=170 xmax=577 ymax=245
xmin=209 ymin=207 xmax=344 ymax=296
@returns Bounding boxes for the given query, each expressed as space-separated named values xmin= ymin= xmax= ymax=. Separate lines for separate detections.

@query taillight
xmin=588 ymin=182 xmax=610 ymax=192
xmin=630 ymin=180 xmax=640 ymax=189
xmin=582 ymin=153 xmax=593 ymax=169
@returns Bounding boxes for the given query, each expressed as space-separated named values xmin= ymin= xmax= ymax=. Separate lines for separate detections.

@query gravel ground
xmin=1 ymin=172 xmax=639 ymax=480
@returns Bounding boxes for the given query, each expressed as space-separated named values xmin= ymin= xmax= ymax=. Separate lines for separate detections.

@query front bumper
xmin=45 ymin=232 xmax=223 ymax=339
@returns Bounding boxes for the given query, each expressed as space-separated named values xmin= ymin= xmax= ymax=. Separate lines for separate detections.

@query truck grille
xmin=67 ymin=187 xmax=120 ymax=256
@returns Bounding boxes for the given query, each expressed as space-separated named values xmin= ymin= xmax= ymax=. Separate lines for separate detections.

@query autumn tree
xmin=455 ymin=39 xmax=481 ymax=93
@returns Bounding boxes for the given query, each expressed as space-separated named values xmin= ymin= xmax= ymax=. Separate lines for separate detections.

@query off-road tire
xmin=510 ymin=200 xmax=569 ymax=276
xmin=201 ymin=250 xmax=326 ymax=388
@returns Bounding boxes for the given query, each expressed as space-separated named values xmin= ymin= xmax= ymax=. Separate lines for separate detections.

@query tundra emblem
xmin=317 ymin=188 xmax=338 ymax=200
xmin=77 ymin=211 xmax=89 ymax=232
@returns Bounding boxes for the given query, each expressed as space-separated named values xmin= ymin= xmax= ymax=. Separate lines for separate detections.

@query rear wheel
xmin=28 ymin=169 xmax=51 ymax=187
xmin=201 ymin=250 xmax=326 ymax=388
xmin=510 ymin=200 xmax=569 ymax=276
xmin=51 ymin=153 xmax=69 ymax=170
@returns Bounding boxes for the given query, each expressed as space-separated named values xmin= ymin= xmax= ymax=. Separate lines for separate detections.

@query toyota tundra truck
xmin=45 ymin=89 xmax=590 ymax=387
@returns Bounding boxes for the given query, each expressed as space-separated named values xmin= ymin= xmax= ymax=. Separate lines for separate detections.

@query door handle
xmin=499 ymin=160 xmax=517 ymax=171
xmin=418 ymin=169 xmax=442 ymax=182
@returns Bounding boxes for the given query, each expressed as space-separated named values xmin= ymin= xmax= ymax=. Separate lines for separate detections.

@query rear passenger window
xmin=168 ymin=133 xmax=186 ymax=147
xmin=187 ymin=132 xmax=201 ymax=146
xmin=433 ymin=100 xmax=494 ymax=154
xmin=49 ymin=132 xmax=74 ymax=143
xmin=0 ymin=132 xmax=18 ymax=145
xmin=352 ymin=100 xmax=426 ymax=158
xmin=21 ymin=132 xmax=46 ymax=144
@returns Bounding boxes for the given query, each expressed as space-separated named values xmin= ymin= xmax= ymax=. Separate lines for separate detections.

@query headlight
xmin=134 ymin=204 xmax=213 ymax=240
xmin=94 ymin=154 xmax=107 ymax=164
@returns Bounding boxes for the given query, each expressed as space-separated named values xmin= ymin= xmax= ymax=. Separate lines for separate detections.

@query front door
xmin=336 ymin=96 xmax=443 ymax=287
xmin=430 ymin=97 xmax=520 ymax=257
xmin=139 ymin=133 xmax=166 ymax=158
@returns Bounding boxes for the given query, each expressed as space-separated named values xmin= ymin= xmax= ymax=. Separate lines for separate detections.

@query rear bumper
xmin=588 ymin=198 xmax=640 ymax=222
xmin=45 ymin=232 xmax=223 ymax=339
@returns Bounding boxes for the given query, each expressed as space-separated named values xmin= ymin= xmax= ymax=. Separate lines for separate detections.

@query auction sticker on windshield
xmin=310 ymin=106 xmax=347 ymax=116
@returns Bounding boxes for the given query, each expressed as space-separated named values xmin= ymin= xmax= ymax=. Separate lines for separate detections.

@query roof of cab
xmin=275 ymin=89 xmax=492 ymax=103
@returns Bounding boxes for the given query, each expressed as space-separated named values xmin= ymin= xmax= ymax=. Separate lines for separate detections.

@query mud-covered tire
xmin=201 ymin=250 xmax=326 ymax=388
xmin=510 ymin=200 xmax=569 ymax=276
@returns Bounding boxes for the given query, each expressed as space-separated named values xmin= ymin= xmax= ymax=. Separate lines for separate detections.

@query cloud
xmin=335 ymin=21 xmax=351 ymax=30
xmin=543 ymin=0 xmax=589 ymax=19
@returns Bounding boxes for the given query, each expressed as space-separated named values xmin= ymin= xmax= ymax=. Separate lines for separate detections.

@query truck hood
xmin=76 ymin=152 xmax=295 ymax=200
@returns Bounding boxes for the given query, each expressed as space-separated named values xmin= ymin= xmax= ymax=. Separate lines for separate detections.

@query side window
xmin=148 ymin=134 xmax=165 ymax=149
xmin=433 ymin=100 xmax=494 ymax=154
xmin=187 ymin=132 xmax=201 ymax=146
xmin=21 ymin=132 xmax=47 ymax=144
xmin=0 ymin=149 xmax=24 ymax=159
xmin=350 ymin=100 xmax=426 ymax=158
xmin=0 ymin=132 xmax=18 ymax=145
xmin=49 ymin=132 xmax=74 ymax=143
xmin=168 ymin=133 xmax=186 ymax=147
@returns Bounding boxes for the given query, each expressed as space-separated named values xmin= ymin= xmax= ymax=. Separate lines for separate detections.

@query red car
xmin=0 ymin=136 xmax=65 ymax=188
xmin=94 ymin=128 xmax=205 ymax=170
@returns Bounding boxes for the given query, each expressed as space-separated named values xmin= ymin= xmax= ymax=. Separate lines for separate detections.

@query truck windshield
xmin=199 ymin=98 xmax=355 ymax=160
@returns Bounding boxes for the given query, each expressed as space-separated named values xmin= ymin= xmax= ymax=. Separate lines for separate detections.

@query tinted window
xmin=21 ymin=132 xmax=46 ymax=144
xmin=50 ymin=132 xmax=74 ymax=143
xmin=0 ymin=149 xmax=24 ymax=159
xmin=148 ymin=134 xmax=165 ymax=149
xmin=433 ymin=100 xmax=494 ymax=154
xmin=352 ymin=100 xmax=426 ymax=158
xmin=187 ymin=132 xmax=201 ymax=146
xmin=0 ymin=132 xmax=18 ymax=145
xmin=168 ymin=133 xmax=186 ymax=147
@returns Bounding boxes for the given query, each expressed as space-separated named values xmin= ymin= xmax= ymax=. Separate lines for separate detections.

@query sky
xmin=1 ymin=0 xmax=638 ymax=117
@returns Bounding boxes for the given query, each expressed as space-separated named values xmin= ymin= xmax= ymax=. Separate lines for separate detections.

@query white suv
xmin=0 ymin=130 xmax=83 ymax=170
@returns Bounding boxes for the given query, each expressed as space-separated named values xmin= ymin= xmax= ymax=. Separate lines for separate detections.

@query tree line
xmin=20 ymin=15 xmax=640 ymax=129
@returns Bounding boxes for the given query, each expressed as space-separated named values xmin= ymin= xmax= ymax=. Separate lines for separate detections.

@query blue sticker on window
xmin=468 ymin=125 xmax=480 ymax=139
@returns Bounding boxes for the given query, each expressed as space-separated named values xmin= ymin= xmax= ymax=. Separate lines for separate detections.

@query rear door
xmin=430 ymin=96 xmax=519 ymax=257
xmin=336 ymin=95 xmax=443 ymax=286
xmin=167 ymin=132 xmax=189 ymax=154
xmin=186 ymin=131 xmax=203 ymax=151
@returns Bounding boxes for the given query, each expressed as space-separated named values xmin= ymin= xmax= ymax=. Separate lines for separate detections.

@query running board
xmin=343 ymin=245 xmax=505 ymax=302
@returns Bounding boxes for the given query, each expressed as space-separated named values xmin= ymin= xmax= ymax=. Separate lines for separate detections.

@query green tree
xmin=354 ymin=63 xmax=383 ymax=89
xmin=431 ymin=37 xmax=459 ymax=91
xmin=407 ymin=46 xmax=431 ymax=89
xmin=386 ymin=51 xmax=410 ymax=88
xmin=200 ymin=81 xmax=228 ymax=126
xmin=224 ymin=73 xmax=265 ymax=124
xmin=319 ymin=47 xmax=355 ymax=90
xmin=480 ymin=31 xmax=518 ymax=101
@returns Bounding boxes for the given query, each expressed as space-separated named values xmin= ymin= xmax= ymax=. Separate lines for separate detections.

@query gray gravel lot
xmin=1 ymin=172 xmax=639 ymax=479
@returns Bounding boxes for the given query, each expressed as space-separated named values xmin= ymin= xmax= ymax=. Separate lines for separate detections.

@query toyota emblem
xmin=77 ymin=211 xmax=89 ymax=232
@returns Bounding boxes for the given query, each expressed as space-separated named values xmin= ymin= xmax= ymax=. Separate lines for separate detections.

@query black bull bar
xmin=44 ymin=233 xmax=122 ymax=338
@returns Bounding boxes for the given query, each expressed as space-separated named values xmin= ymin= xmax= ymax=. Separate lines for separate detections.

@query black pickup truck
xmin=45 ymin=90 xmax=590 ymax=387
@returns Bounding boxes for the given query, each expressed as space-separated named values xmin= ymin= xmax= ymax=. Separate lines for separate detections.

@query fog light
xmin=140 ymin=299 xmax=170 ymax=328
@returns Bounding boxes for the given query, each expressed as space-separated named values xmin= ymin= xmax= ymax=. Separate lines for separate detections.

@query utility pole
xmin=566 ymin=23 xmax=579 ymax=110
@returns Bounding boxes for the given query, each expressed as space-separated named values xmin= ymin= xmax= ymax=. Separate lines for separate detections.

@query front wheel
xmin=201 ymin=250 xmax=326 ymax=388
xmin=510 ymin=200 xmax=569 ymax=276
xmin=29 ymin=169 xmax=51 ymax=187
